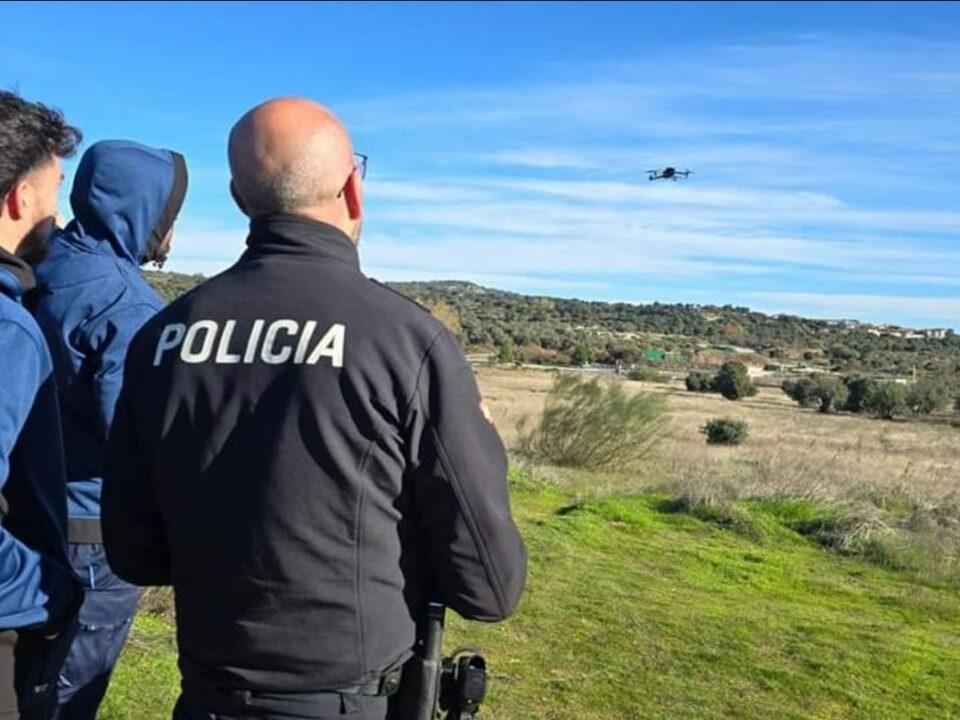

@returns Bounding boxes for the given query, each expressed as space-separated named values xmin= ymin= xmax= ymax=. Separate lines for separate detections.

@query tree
xmin=712 ymin=361 xmax=756 ymax=400
xmin=862 ymin=382 xmax=908 ymax=420
xmin=905 ymin=377 xmax=951 ymax=415
xmin=497 ymin=338 xmax=515 ymax=364
xmin=570 ymin=343 xmax=593 ymax=367
xmin=782 ymin=378 xmax=820 ymax=409
xmin=843 ymin=375 xmax=876 ymax=413
xmin=782 ymin=375 xmax=848 ymax=413
xmin=811 ymin=374 xmax=848 ymax=413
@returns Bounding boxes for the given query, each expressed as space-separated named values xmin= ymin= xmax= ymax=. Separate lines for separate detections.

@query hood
xmin=0 ymin=246 xmax=35 ymax=298
xmin=66 ymin=140 xmax=188 ymax=265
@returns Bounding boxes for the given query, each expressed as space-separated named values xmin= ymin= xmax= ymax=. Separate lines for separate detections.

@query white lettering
xmin=180 ymin=320 xmax=218 ymax=363
xmin=244 ymin=319 xmax=265 ymax=364
xmin=153 ymin=323 xmax=186 ymax=366
xmin=155 ymin=319 xmax=346 ymax=367
xmin=294 ymin=320 xmax=317 ymax=364
xmin=306 ymin=323 xmax=345 ymax=367
xmin=261 ymin=320 xmax=298 ymax=364
xmin=215 ymin=320 xmax=241 ymax=364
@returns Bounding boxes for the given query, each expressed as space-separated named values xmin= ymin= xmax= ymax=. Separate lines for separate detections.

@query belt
xmin=67 ymin=518 xmax=102 ymax=544
xmin=336 ymin=666 xmax=402 ymax=696
xmin=184 ymin=666 xmax=403 ymax=715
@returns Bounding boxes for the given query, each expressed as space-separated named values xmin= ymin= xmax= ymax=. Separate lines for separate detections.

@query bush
xmin=712 ymin=361 xmax=757 ymax=401
xmin=702 ymin=418 xmax=749 ymax=445
xmin=628 ymin=366 xmax=668 ymax=383
xmin=685 ymin=371 xmax=714 ymax=392
xmin=518 ymin=373 xmax=665 ymax=469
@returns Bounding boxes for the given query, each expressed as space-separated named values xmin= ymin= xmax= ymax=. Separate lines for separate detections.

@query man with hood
xmin=30 ymin=139 xmax=187 ymax=719
xmin=0 ymin=89 xmax=85 ymax=720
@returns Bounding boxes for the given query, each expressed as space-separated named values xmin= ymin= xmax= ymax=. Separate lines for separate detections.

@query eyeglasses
xmin=354 ymin=152 xmax=368 ymax=180
xmin=336 ymin=153 xmax=368 ymax=199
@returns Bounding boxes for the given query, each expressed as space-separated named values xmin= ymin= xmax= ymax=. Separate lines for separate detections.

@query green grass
xmin=100 ymin=474 xmax=960 ymax=719
xmin=98 ymin=615 xmax=179 ymax=718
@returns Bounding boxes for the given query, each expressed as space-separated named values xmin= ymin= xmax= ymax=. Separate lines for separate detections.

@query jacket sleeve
xmin=85 ymin=301 xmax=160 ymax=437
xmin=406 ymin=330 xmax=527 ymax=621
xmin=0 ymin=321 xmax=79 ymax=630
xmin=102 ymin=333 xmax=171 ymax=586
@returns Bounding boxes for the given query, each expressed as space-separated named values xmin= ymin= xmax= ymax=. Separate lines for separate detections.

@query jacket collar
xmin=244 ymin=214 xmax=360 ymax=271
xmin=0 ymin=246 xmax=36 ymax=299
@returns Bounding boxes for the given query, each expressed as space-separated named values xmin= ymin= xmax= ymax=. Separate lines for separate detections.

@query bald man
xmin=101 ymin=98 xmax=527 ymax=720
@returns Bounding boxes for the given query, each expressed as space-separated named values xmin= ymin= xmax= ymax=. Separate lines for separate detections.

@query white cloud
xmin=154 ymin=33 xmax=960 ymax=330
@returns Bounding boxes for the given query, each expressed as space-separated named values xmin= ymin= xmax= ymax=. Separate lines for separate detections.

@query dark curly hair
xmin=0 ymin=90 xmax=82 ymax=198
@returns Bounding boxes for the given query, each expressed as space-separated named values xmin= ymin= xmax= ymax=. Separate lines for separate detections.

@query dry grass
xmin=477 ymin=366 xmax=960 ymax=499
xmin=476 ymin=366 xmax=960 ymax=581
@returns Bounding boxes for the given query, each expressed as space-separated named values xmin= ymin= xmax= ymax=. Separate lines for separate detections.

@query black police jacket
xmin=101 ymin=215 xmax=527 ymax=694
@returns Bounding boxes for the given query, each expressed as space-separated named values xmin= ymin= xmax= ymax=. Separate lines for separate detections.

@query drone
xmin=647 ymin=167 xmax=692 ymax=181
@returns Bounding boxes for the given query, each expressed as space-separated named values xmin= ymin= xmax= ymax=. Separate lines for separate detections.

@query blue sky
xmin=3 ymin=1 xmax=959 ymax=328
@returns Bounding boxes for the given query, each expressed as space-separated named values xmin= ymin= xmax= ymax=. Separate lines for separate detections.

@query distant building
xmin=642 ymin=347 xmax=682 ymax=362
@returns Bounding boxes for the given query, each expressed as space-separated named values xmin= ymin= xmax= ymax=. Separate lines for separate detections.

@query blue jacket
xmin=0 ymin=251 xmax=78 ymax=631
xmin=32 ymin=140 xmax=188 ymax=523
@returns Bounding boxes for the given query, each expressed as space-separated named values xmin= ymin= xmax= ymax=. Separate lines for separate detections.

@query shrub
xmin=627 ymin=366 xmax=668 ymax=383
xmin=712 ymin=361 xmax=757 ymax=401
xmin=685 ymin=371 xmax=714 ymax=392
xmin=702 ymin=418 xmax=749 ymax=445
xmin=517 ymin=373 xmax=665 ymax=469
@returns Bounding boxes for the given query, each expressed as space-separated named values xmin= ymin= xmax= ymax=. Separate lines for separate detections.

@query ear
xmin=229 ymin=180 xmax=249 ymax=216
xmin=3 ymin=182 xmax=28 ymax=222
xmin=342 ymin=171 xmax=363 ymax=221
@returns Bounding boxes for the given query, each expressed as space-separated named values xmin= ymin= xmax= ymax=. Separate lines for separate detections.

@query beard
xmin=17 ymin=217 xmax=55 ymax=266
xmin=143 ymin=233 xmax=173 ymax=269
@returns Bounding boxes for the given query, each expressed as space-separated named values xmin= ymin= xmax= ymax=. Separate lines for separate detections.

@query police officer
xmin=31 ymin=140 xmax=188 ymax=719
xmin=102 ymin=97 xmax=527 ymax=720
xmin=0 ymin=90 xmax=85 ymax=719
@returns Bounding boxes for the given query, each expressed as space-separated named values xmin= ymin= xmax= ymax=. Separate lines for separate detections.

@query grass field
xmin=98 ymin=367 xmax=960 ymax=719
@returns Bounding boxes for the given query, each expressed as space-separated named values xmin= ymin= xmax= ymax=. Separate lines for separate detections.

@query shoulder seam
xmin=403 ymin=329 xmax=448 ymax=430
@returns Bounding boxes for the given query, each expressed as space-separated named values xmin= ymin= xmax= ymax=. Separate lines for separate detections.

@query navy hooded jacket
xmin=0 ymin=250 xmax=79 ymax=631
xmin=32 ymin=140 xmax=187 ymax=526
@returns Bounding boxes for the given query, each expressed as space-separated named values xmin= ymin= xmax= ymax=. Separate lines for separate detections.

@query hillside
xmin=143 ymin=271 xmax=960 ymax=380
